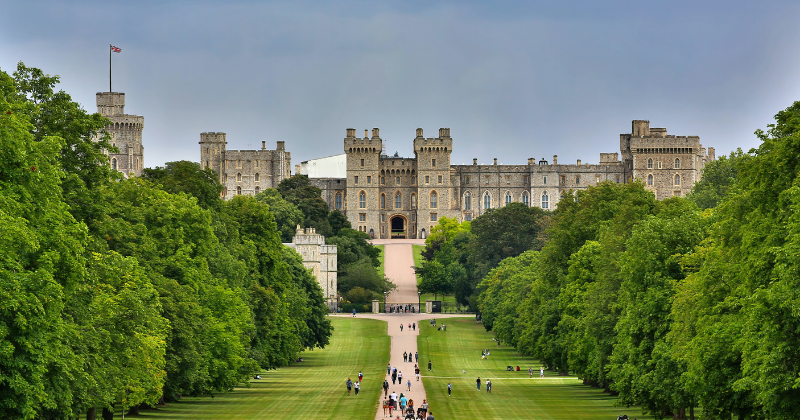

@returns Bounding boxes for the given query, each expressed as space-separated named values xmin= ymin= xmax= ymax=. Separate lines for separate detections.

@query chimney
xmin=346 ymin=128 xmax=356 ymax=138
xmin=527 ymin=158 xmax=535 ymax=165
xmin=577 ymin=159 xmax=581 ymax=165
xmin=493 ymin=158 xmax=498 ymax=165
xmin=416 ymin=128 xmax=423 ymax=138
xmin=473 ymin=158 xmax=477 ymax=165
xmin=276 ymin=141 xmax=285 ymax=151
xmin=372 ymin=128 xmax=380 ymax=139
xmin=365 ymin=129 xmax=369 ymax=139
xmin=261 ymin=141 xmax=266 ymax=150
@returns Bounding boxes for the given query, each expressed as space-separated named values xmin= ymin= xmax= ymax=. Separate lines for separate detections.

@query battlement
xmin=344 ymin=128 xmax=382 ymax=152
xmin=96 ymin=92 xmax=125 ymax=116
xmin=200 ymin=132 xmax=228 ymax=143
xmin=413 ymin=128 xmax=453 ymax=152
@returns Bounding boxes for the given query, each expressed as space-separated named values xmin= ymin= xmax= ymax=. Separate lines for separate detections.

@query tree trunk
xmin=127 ymin=405 xmax=140 ymax=416
xmin=102 ymin=406 xmax=113 ymax=420
xmin=86 ymin=407 xmax=96 ymax=420
xmin=689 ymin=405 xmax=694 ymax=420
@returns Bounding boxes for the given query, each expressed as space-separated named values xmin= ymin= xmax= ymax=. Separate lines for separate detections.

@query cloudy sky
xmin=2 ymin=0 xmax=799 ymax=169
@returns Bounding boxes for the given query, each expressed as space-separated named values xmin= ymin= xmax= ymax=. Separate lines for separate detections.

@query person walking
xmin=415 ymin=352 xmax=419 ymax=363
xmin=408 ymin=349 xmax=412 ymax=362
xmin=486 ymin=379 xmax=491 ymax=393
xmin=476 ymin=377 xmax=481 ymax=391
xmin=400 ymin=323 xmax=403 ymax=332
xmin=447 ymin=382 xmax=452 ymax=396
xmin=427 ymin=411 xmax=434 ymax=420
xmin=392 ymin=370 xmax=397 ymax=385
xmin=383 ymin=397 xmax=389 ymax=417
xmin=398 ymin=371 xmax=403 ymax=383
xmin=354 ymin=380 xmax=360 ymax=395
xmin=413 ymin=322 xmax=416 ymax=331
xmin=415 ymin=366 xmax=420 ymax=381
xmin=529 ymin=367 xmax=533 ymax=378
xmin=346 ymin=378 xmax=353 ymax=395
xmin=428 ymin=360 xmax=432 ymax=371
xmin=540 ymin=366 xmax=545 ymax=378
xmin=403 ymin=352 xmax=408 ymax=362
xmin=383 ymin=379 xmax=390 ymax=397
xmin=387 ymin=363 xmax=391 ymax=376
xmin=407 ymin=379 xmax=411 ymax=391
xmin=358 ymin=371 xmax=363 ymax=382
xmin=352 ymin=308 xmax=356 ymax=317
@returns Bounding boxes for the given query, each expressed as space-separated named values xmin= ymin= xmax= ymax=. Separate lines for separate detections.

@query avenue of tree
xmin=418 ymin=100 xmax=800 ymax=419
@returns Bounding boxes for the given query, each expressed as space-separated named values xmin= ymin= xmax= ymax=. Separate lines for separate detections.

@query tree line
xmin=0 ymin=63 xmax=337 ymax=419
xmin=424 ymin=101 xmax=800 ymax=419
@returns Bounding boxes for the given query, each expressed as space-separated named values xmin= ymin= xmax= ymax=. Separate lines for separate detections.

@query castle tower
xmin=414 ymin=128 xmax=453 ymax=237
xmin=199 ymin=132 xmax=228 ymax=184
xmin=344 ymin=128 xmax=383 ymax=235
xmin=97 ymin=92 xmax=144 ymax=177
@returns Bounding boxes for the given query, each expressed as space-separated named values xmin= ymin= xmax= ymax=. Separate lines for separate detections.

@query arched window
xmin=430 ymin=191 xmax=438 ymax=209
xmin=505 ymin=191 xmax=512 ymax=205
xmin=381 ymin=176 xmax=385 ymax=185
xmin=674 ymin=174 xmax=681 ymax=185
xmin=541 ymin=192 xmax=549 ymax=209
xmin=254 ymin=173 xmax=260 ymax=182
xmin=359 ymin=191 xmax=366 ymax=208
xmin=465 ymin=176 xmax=470 ymax=185
xmin=576 ymin=176 xmax=580 ymax=185
xmin=111 ymin=158 xmax=117 ymax=170
xmin=237 ymin=173 xmax=242 ymax=182
xmin=395 ymin=192 xmax=402 ymax=209
xmin=381 ymin=193 xmax=386 ymax=209
xmin=335 ymin=193 xmax=342 ymax=210
xmin=464 ymin=192 xmax=472 ymax=210
xmin=522 ymin=191 xmax=530 ymax=206
xmin=674 ymin=158 xmax=680 ymax=169
xmin=647 ymin=158 xmax=653 ymax=169
xmin=396 ymin=176 xmax=400 ymax=185
xmin=411 ymin=193 xmax=416 ymax=209
xmin=411 ymin=176 xmax=416 ymax=184
xmin=255 ymin=186 xmax=260 ymax=194
xmin=647 ymin=174 xmax=654 ymax=186
xmin=236 ymin=186 xmax=242 ymax=195
xmin=483 ymin=193 xmax=491 ymax=210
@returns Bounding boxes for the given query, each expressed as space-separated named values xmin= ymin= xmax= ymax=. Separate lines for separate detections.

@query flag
xmin=111 ymin=45 xmax=121 ymax=53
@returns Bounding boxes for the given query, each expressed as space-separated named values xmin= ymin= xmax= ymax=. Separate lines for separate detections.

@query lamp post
xmin=418 ymin=291 xmax=422 ymax=314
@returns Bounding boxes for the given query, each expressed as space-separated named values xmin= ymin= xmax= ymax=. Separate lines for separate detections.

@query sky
xmin=2 ymin=0 xmax=799 ymax=169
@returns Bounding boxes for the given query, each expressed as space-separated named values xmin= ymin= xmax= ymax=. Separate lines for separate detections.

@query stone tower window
xmin=560 ymin=176 xmax=565 ymax=186
xmin=354 ymin=176 xmax=359 ymax=185
xmin=111 ymin=158 xmax=117 ymax=170
xmin=674 ymin=158 xmax=680 ymax=169
xmin=432 ymin=158 xmax=436 ymax=167
xmin=206 ymin=161 xmax=210 ymax=169
xmin=335 ymin=193 xmax=342 ymax=210
xmin=505 ymin=191 xmax=512 ymax=205
xmin=236 ymin=186 xmax=242 ymax=195
xmin=542 ymin=192 xmax=549 ymax=209
xmin=255 ymin=160 xmax=259 ymax=168
xmin=658 ymin=161 xmax=663 ymax=169
xmin=411 ymin=176 xmax=416 ymax=184
xmin=255 ymin=173 xmax=260 ymax=182
xmin=395 ymin=192 xmax=402 ymax=209
xmin=367 ymin=176 xmax=371 ymax=184
xmin=576 ymin=176 xmax=580 ymax=185
xmin=465 ymin=176 xmax=470 ymax=185
xmin=380 ymin=193 xmax=386 ymax=209
xmin=359 ymin=191 xmax=366 ymax=208
xmin=255 ymin=186 xmax=260 ymax=194
xmin=411 ymin=193 xmax=416 ymax=209
xmin=361 ymin=159 xmax=364 ymax=167
xmin=543 ymin=176 xmax=547 ymax=185
xmin=647 ymin=174 xmax=654 ymax=186
xmin=430 ymin=191 xmax=438 ymax=209
xmin=674 ymin=174 xmax=681 ymax=186
xmin=430 ymin=213 xmax=438 ymax=222
xmin=506 ymin=176 xmax=511 ymax=185
xmin=425 ymin=175 xmax=430 ymax=184
xmin=483 ymin=192 xmax=491 ymax=210
xmin=464 ymin=192 xmax=472 ymax=210
xmin=438 ymin=175 xmax=442 ymax=184
xmin=237 ymin=173 xmax=242 ymax=182
xmin=381 ymin=176 xmax=385 ymax=185
xmin=522 ymin=192 xmax=530 ymax=207
xmin=237 ymin=160 xmax=242 ymax=169
xmin=648 ymin=158 xmax=653 ymax=169
xmin=524 ymin=176 xmax=529 ymax=185
xmin=224 ymin=175 xmax=228 ymax=183
xmin=616 ymin=175 xmax=620 ymax=183
xmin=396 ymin=176 xmax=400 ymax=185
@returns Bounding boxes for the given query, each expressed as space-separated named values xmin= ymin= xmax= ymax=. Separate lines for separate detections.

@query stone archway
xmin=389 ymin=215 xmax=407 ymax=239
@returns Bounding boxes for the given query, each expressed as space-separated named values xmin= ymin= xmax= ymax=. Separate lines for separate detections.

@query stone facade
xmin=199 ymin=133 xmax=291 ymax=198
xmin=313 ymin=121 xmax=714 ymax=239
xmin=97 ymin=92 xmax=144 ymax=177
xmin=284 ymin=226 xmax=338 ymax=309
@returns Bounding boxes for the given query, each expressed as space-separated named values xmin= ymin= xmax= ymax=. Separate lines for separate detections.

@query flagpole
xmin=109 ymin=44 xmax=112 ymax=92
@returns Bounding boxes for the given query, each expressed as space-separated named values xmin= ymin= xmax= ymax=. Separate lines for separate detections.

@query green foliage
xmin=687 ymin=149 xmax=747 ymax=209
xmin=338 ymin=257 xmax=394 ymax=298
xmin=141 ymin=160 xmax=223 ymax=211
xmin=254 ymin=188 xmax=304 ymax=242
xmin=277 ymin=175 xmax=332 ymax=236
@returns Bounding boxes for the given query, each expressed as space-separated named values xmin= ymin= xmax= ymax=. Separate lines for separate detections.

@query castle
xmin=202 ymin=121 xmax=714 ymax=240
xmin=96 ymin=92 xmax=144 ymax=177
xmin=283 ymin=226 xmax=338 ymax=310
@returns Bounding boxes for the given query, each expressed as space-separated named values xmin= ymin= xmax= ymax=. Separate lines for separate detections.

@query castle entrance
xmin=390 ymin=215 xmax=406 ymax=239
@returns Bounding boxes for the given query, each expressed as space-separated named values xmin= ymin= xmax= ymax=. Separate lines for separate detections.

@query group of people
xmin=382 ymin=391 xmax=431 ymax=419
xmin=475 ymin=377 xmax=493 ymax=393
xmin=388 ymin=304 xmax=416 ymax=313
xmin=399 ymin=322 xmax=417 ymax=332
xmin=345 ymin=372 xmax=363 ymax=396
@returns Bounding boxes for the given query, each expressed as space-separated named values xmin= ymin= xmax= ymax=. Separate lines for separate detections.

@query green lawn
xmin=412 ymin=244 xmax=424 ymax=270
xmin=134 ymin=317 xmax=389 ymax=420
xmin=418 ymin=318 xmax=636 ymax=420
xmin=375 ymin=244 xmax=385 ymax=276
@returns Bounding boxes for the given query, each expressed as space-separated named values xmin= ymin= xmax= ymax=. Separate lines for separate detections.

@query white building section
xmin=297 ymin=154 xmax=347 ymax=178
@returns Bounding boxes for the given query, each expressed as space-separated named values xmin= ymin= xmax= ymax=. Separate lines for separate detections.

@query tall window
xmin=411 ymin=176 xmax=416 ymax=184
xmin=367 ymin=176 xmax=371 ymax=184
xmin=505 ymin=192 xmax=512 ymax=205
xmin=354 ymin=176 xmax=359 ymax=185
xmin=542 ymin=192 xmax=549 ymax=209
xmin=255 ymin=186 xmax=260 ymax=194
xmin=380 ymin=193 xmax=386 ymax=209
xmin=464 ymin=192 xmax=471 ymax=210
xmin=425 ymin=175 xmax=430 ymax=184
xmin=236 ymin=186 xmax=242 ymax=195
xmin=111 ymin=158 xmax=117 ymax=170
xmin=395 ymin=192 xmax=402 ymax=209
xmin=674 ymin=158 xmax=681 ymax=169
xmin=647 ymin=174 xmax=654 ymax=186
xmin=237 ymin=173 xmax=242 ymax=182
xmin=411 ymin=193 xmax=416 ymax=209
xmin=522 ymin=192 xmax=530 ymax=206
xmin=465 ymin=176 xmax=470 ymax=185
xmin=359 ymin=191 xmax=366 ymax=208
xmin=396 ymin=176 xmax=400 ymax=185
xmin=438 ymin=175 xmax=442 ymax=184
xmin=254 ymin=173 xmax=260 ymax=182
xmin=381 ymin=176 xmax=385 ymax=184
xmin=483 ymin=193 xmax=491 ymax=210
xmin=360 ymin=158 xmax=364 ymax=167
xmin=648 ymin=158 xmax=653 ymax=169
xmin=430 ymin=191 xmax=438 ymax=208
xmin=543 ymin=176 xmax=547 ymax=185
xmin=576 ymin=176 xmax=580 ymax=185
xmin=465 ymin=214 xmax=472 ymax=221
xmin=432 ymin=158 xmax=436 ymax=167
xmin=335 ymin=193 xmax=342 ymax=210
xmin=674 ymin=174 xmax=681 ymax=185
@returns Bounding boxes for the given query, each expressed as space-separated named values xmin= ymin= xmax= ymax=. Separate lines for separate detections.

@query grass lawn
xmin=412 ymin=244 xmax=424 ymax=270
xmin=134 ymin=317 xmax=389 ymax=420
xmin=418 ymin=318 xmax=636 ymax=420
xmin=375 ymin=244 xmax=385 ymax=276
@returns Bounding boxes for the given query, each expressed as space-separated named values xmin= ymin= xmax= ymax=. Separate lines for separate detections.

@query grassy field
xmin=133 ymin=317 xmax=389 ymax=420
xmin=375 ymin=244 xmax=385 ymax=276
xmin=418 ymin=318 xmax=636 ymax=420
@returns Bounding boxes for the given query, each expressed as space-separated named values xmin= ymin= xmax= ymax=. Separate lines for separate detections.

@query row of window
xmin=647 ymin=158 xmax=681 ymax=169
xmin=110 ymin=157 xmax=142 ymax=171
xmin=222 ymin=186 xmax=262 ymax=197
xmin=348 ymin=190 xmax=552 ymax=211
xmin=646 ymin=174 xmax=682 ymax=186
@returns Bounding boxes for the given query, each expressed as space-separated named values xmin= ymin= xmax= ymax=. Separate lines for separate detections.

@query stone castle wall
xmin=199 ymin=134 xmax=291 ymax=198
xmin=97 ymin=92 xmax=144 ymax=177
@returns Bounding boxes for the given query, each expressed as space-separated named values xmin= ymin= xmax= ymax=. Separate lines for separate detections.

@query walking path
xmin=335 ymin=238 xmax=470 ymax=419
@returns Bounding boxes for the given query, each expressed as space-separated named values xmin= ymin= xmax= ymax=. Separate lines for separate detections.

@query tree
xmin=687 ymin=149 xmax=747 ymax=209
xmin=141 ymin=160 xmax=223 ymax=211
xmin=277 ymin=175 xmax=332 ymax=236
xmin=254 ymin=188 xmax=304 ymax=242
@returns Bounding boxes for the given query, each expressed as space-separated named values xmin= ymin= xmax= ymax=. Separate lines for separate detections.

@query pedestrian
xmin=383 ymin=379 xmax=390 ymax=397
xmin=486 ymin=379 xmax=491 ymax=393
xmin=352 ymin=308 xmax=356 ymax=317
xmin=476 ymin=377 xmax=481 ymax=391
xmin=400 ymin=323 xmax=403 ymax=332
xmin=355 ymin=381 xmax=360 ymax=395
xmin=428 ymin=360 xmax=432 ymax=371
xmin=346 ymin=378 xmax=353 ymax=395
xmin=529 ymin=367 xmax=533 ymax=378
xmin=383 ymin=397 xmax=389 ymax=416
xmin=408 ymin=350 xmax=412 ymax=362
xmin=413 ymin=322 xmax=416 ymax=331
xmin=392 ymin=371 xmax=397 ymax=385
xmin=427 ymin=411 xmax=434 ymax=420
xmin=398 ymin=371 xmax=403 ymax=383
xmin=403 ymin=352 xmax=408 ymax=362
xmin=400 ymin=395 xmax=407 ymax=412
xmin=407 ymin=379 xmax=411 ymax=391
xmin=540 ymin=366 xmax=544 ymax=378
xmin=447 ymin=382 xmax=452 ymax=396
xmin=415 ymin=366 xmax=420 ymax=381
xmin=358 ymin=371 xmax=363 ymax=382
xmin=415 ymin=352 xmax=419 ymax=363
xmin=408 ymin=323 xmax=411 ymax=330
xmin=388 ymin=363 xmax=391 ymax=376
